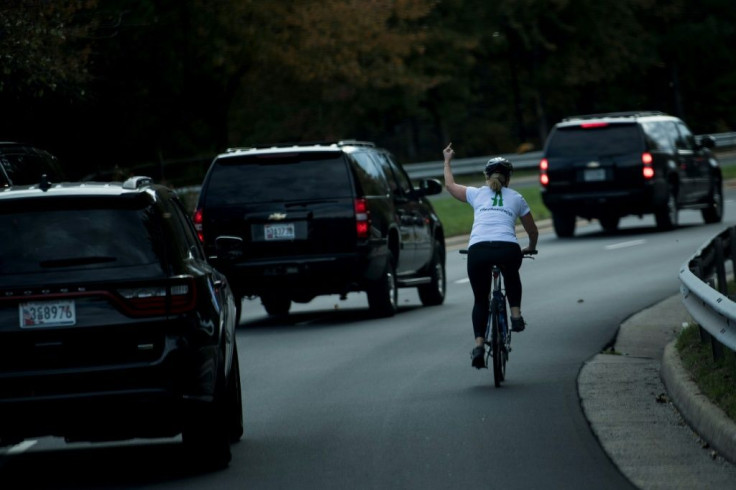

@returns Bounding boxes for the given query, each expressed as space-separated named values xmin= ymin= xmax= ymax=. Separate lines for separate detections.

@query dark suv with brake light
xmin=539 ymin=111 xmax=722 ymax=237
xmin=194 ymin=140 xmax=446 ymax=317
xmin=0 ymin=176 xmax=242 ymax=469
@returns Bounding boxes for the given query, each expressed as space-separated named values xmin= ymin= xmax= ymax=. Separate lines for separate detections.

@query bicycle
xmin=460 ymin=249 xmax=537 ymax=387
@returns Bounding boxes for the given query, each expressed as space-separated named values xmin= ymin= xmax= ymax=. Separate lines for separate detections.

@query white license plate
xmin=264 ymin=223 xmax=295 ymax=241
xmin=19 ymin=300 xmax=76 ymax=328
xmin=584 ymin=168 xmax=606 ymax=182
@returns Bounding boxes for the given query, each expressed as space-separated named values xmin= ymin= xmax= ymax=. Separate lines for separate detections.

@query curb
xmin=661 ymin=340 xmax=736 ymax=465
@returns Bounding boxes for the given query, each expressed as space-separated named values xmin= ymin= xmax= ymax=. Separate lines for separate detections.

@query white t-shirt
xmin=466 ymin=186 xmax=531 ymax=247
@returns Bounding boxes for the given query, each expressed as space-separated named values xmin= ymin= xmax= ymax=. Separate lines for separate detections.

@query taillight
xmin=642 ymin=152 xmax=654 ymax=179
xmin=193 ymin=208 xmax=204 ymax=242
xmin=581 ymin=122 xmax=609 ymax=129
xmin=116 ymin=277 xmax=196 ymax=316
xmin=539 ymin=158 xmax=549 ymax=187
xmin=355 ymin=198 xmax=370 ymax=239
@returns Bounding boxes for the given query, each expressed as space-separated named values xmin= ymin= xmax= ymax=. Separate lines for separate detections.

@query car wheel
xmin=552 ymin=212 xmax=576 ymax=238
xmin=261 ymin=294 xmax=291 ymax=316
xmin=702 ymin=181 xmax=724 ymax=224
xmin=227 ymin=347 xmax=244 ymax=443
xmin=182 ymin=370 xmax=232 ymax=470
xmin=655 ymin=186 xmax=678 ymax=231
xmin=367 ymin=254 xmax=398 ymax=317
xmin=598 ymin=215 xmax=620 ymax=233
xmin=418 ymin=241 xmax=446 ymax=306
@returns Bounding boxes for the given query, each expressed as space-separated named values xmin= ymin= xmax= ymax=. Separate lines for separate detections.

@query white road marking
xmin=455 ymin=278 xmax=470 ymax=284
xmin=7 ymin=440 xmax=37 ymax=454
xmin=605 ymin=239 xmax=646 ymax=250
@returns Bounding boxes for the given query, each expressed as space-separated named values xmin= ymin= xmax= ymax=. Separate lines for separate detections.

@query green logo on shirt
xmin=492 ymin=192 xmax=504 ymax=207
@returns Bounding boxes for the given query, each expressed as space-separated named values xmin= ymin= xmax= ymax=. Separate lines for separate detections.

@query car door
xmin=673 ymin=121 xmax=709 ymax=201
xmin=371 ymin=152 xmax=431 ymax=272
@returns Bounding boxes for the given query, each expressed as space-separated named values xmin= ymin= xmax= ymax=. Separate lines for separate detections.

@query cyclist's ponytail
xmin=487 ymin=173 xmax=506 ymax=192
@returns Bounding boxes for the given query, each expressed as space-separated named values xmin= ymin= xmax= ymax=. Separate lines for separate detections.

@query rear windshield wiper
xmin=39 ymin=256 xmax=118 ymax=268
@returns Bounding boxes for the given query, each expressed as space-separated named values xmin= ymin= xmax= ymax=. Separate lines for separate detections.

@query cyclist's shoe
xmin=471 ymin=346 xmax=486 ymax=369
xmin=510 ymin=316 xmax=526 ymax=332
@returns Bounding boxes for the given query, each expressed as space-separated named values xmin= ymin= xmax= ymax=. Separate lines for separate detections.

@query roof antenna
xmin=39 ymin=174 xmax=51 ymax=192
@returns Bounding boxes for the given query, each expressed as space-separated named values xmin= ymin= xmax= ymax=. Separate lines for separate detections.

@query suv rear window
xmin=205 ymin=152 xmax=353 ymax=206
xmin=547 ymin=124 xmax=643 ymax=157
xmin=0 ymin=204 xmax=162 ymax=275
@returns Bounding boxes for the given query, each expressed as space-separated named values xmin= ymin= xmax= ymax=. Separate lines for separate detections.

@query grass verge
xmin=429 ymin=171 xmax=551 ymax=238
xmin=676 ymin=324 xmax=736 ymax=421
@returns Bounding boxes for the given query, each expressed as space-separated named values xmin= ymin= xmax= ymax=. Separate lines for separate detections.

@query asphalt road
xmin=1 ymin=193 xmax=735 ymax=489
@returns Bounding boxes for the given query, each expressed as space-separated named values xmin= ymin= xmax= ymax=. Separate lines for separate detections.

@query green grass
xmin=676 ymin=324 xmax=736 ymax=421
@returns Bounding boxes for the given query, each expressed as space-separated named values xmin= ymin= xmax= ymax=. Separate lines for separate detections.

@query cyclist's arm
xmin=443 ymin=143 xmax=467 ymax=203
xmin=520 ymin=212 xmax=538 ymax=253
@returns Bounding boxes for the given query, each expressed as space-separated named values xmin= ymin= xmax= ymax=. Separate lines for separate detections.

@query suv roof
xmin=0 ymin=175 xmax=156 ymax=199
xmin=219 ymin=140 xmax=377 ymax=157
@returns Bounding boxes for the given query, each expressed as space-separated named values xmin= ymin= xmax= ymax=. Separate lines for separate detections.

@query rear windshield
xmin=546 ymin=124 xmax=643 ymax=157
xmin=0 ymin=202 xmax=163 ymax=275
xmin=205 ymin=152 xmax=353 ymax=206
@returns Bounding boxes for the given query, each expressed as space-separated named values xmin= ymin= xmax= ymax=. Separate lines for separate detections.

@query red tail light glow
xmin=539 ymin=158 xmax=549 ymax=187
xmin=642 ymin=152 xmax=654 ymax=179
xmin=193 ymin=208 xmax=204 ymax=242
xmin=355 ymin=198 xmax=370 ymax=239
xmin=581 ymin=122 xmax=609 ymax=129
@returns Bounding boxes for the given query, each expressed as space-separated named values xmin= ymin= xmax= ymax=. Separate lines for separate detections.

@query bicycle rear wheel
xmin=490 ymin=303 xmax=505 ymax=387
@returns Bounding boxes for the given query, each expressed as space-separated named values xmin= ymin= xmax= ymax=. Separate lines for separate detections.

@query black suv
xmin=0 ymin=141 xmax=66 ymax=187
xmin=194 ymin=140 xmax=446 ymax=317
xmin=0 ymin=176 xmax=242 ymax=468
xmin=539 ymin=111 xmax=723 ymax=237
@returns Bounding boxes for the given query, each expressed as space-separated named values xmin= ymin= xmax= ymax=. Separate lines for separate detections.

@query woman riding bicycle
xmin=443 ymin=143 xmax=539 ymax=369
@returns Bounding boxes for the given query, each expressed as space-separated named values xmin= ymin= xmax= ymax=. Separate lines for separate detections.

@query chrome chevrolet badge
xmin=269 ymin=212 xmax=287 ymax=221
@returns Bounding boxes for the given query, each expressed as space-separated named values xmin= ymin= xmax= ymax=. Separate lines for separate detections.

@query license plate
xmin=264 ymin=223 xmax=295 ymax=241
xmin=584 ymin=168 xmax=606 ymax=182
xmin=19 ymin=300 xmax=76 ymax=328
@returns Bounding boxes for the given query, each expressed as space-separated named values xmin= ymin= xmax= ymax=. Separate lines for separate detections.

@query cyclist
xmin=442 ymin=143 xmax=539 ymax=369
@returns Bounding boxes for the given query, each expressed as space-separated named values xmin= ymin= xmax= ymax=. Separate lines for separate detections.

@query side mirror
xmin=215 ymin=236 xmax=244 ymax=261
xmin=699 ymin=135 xmax=716 ymax=149
xmin=417 ymin=178 xmax=443 ymax=196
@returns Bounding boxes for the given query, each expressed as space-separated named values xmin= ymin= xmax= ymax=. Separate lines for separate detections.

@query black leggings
xmin=467 ymin=241 xmax=523 ymax=339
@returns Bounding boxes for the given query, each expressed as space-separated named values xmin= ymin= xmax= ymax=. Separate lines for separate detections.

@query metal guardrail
xmin=406 ymin=131 xmax=736 ymax=179
xmin=680 ymin=226 xmax=736 ymax=355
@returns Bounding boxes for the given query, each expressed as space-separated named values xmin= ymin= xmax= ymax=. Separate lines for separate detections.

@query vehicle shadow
xmin=238 ymin=304 xmax=424 ymax=330
xmin=0 ymin=440 xmax=216 ymax=488
xmin=564 ymin=221 xmax=702 ymax=240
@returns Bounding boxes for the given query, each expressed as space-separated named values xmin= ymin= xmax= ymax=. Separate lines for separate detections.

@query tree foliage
xmin=1 ymin=0 xmax=735 ymax=180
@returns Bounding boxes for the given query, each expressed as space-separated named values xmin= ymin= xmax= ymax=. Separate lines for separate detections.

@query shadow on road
xmin=0 ymin=440 xmax=221 ymax=488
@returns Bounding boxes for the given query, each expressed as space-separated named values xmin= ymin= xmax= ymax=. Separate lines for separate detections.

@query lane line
xmin=455 ymin=278 xmax=470 ymax=284
xmin=605 ymin=239 xmax=646 ymax=250
xmin=6 ymin=440 xmax=37 ymax=455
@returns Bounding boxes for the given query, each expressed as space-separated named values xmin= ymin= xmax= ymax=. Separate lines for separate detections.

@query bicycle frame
xmin=487 ymin=265 xmax=509 ymax=387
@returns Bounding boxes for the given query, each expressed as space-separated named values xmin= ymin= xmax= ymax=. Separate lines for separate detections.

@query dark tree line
xmin=1 ymin=0 xmax=734 ymax=184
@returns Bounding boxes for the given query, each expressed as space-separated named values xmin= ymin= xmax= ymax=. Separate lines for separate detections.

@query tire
xmin=702 ymin=181 xmax=724 ymax=224
xmin=261 ymin=294 xmax=291 ymax=316
xmin=418 ymin=241 xmax=446 ymax=306
xmin=182 ymin=370 xmax=232 ymax=470
xmin=655 ymin=185 xmax=678 ymax=231
xmin=490 ymin=304 xmax=504 ymax=388
xmin=552 ymin=212 xmax=576 ymax=238
xmin=598 ymin=215 xmax=620 ymax=233
xmin=367 ymin=254 xmax=397 ymax=317
xmin=227 ymin=347 xmax=244 ymax=443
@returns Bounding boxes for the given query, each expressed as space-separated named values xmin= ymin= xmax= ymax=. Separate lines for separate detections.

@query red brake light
xmin=116 ymin=277 xmax=196 ymax=316
xmin=539 ymin=158 xmax=549 ymax=187
xmin=193 ymin=208 xmax=204 ymax=242
xmin=642 ymin=152 xmax=654 ymax=179
xmin=581 ymin=122 xmax=609 ymax=129
xmin=355 ymin=198 xmax=370 ymax=239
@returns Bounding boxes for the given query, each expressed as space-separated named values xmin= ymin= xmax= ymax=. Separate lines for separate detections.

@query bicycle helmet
xmin=483 ymin=157 xmax=513 ymax=180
